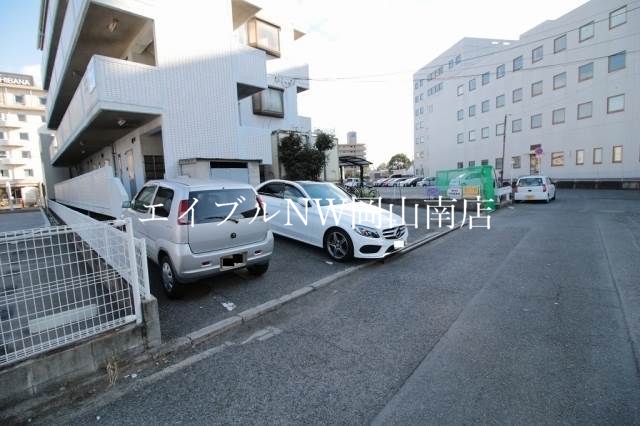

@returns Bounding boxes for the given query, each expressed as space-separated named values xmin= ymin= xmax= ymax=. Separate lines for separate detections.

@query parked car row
xmin=122 ymin=178 xmax=409 ymax=298
xmin=373 ymin=176 xmax=436 ymax=187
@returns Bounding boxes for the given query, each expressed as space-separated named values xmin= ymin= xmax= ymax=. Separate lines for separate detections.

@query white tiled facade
xmin=39 ymin=0 xmax=310 ymax=203
xmin=0 ymin=73 xmax=49 ymax=202
xmin=413 ymin=0 xmax=639 ymax=185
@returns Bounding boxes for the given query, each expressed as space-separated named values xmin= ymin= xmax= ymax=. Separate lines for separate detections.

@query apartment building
xmin=413 ymin=0 xmax=638 ymax=186
xmin=0 ymin=72 xmax=49 ymax=205
xmin=38 ymin=0 xmax=310 ymax=213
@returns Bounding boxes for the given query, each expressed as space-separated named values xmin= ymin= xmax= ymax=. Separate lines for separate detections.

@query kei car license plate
xmin=220 ymin=252 xmax=247 ymax=271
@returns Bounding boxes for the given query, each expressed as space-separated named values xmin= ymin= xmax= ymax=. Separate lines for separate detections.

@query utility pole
xmin=500 ymin=114 xmax=507 ymax=185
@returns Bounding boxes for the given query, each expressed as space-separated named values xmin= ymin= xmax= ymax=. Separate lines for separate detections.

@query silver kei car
xmin=122 ymin=178 xmax=273 ymax=298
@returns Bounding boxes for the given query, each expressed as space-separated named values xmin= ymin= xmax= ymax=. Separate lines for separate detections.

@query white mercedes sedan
xmin=256 ymin=180 xmax=408 ymax=261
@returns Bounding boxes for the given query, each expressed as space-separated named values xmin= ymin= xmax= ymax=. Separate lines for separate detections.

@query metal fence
xmin=0 ymin=202 xmax=149 ymax=367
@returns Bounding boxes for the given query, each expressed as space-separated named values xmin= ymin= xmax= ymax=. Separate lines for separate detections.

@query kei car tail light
xmin=256 ymin=194 xmax=265 ymax=216
xmin=542 ymin=184 xmax=547 ymax=192
xmin=177 ymin=199 xmax=191 ymax=225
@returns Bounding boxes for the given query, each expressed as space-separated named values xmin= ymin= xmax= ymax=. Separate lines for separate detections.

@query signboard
xmin=462 ymin=186 xmax=480 ymax=198
xmin=0 ymin=72 xmax=34 ymax=87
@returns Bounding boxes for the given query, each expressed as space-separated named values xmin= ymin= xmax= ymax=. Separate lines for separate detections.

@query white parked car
xmin=514 ymin=175 xmax=556 ymax=203
xmin=256 ymin=180 xmax=408 ymax=261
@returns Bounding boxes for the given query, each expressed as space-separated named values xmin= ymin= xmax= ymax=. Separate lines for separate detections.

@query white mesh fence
xmin=0 ymin=202 xmax=149 ymax=367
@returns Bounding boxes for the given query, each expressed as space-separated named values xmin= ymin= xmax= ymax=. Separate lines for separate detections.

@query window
xmin=512 ymin=88 xmax=523 ymax=103
xmin=132 ymin=185 xmax=157 ymax=213
xmin=449 ymin=59 xmax=454 ymax=70
xmin=613 ymin=145 xmax=623 ymax=163
xmin=496 ymin=123 xmax=505 ymax=136
xmin=0 ymin=150 xmax=6 ymax=158
xmin=21 ymin=151 xmax=31 ymax=159
xmin=149 ymin=187 xmax=174 ymax=218
xmin=40 ymin=115 xmax=46 ymax=123
xmin=579 ymin=21 xmax=594 ymax=42
xmin=577 ymin=101 xmax=593 ymax=119
xmin=551 ymin=152 xmax=565 ymax=167
xmin=495 ymin=157 xmax=503 ymax=170
xmin=496 ymin=94 xmax=505 ymax=108
xmin=457 ymin=84 xmax=464 ymax=96
xmin=24 ymin=169 xmax=34 ymax=177
xmin=513 ymin=55 xmax=523 ymax=71
xmin=481 ymin=99 xmax=490 ymax=113
xmin=0 ymin=131 xmax=6 ymax=140
xmin=607 ymin=94 xmax=625 ymax=113
xmin=553 ymin=72 xmax=566 ymax=89
xmin=252 ymin=87 xmax=284 ymax=117
xmin=608 ymin=51 xmax=626 ymax=72
xmin=14 ymin=94 xmax=25 ymax=104
xmin=457 ymin=133 xmax=464 ymax=144
xmin=455 ymin=54 xmax=462 ymax=64
xmin=468 ymin=130 xmax=476 ymax=142
xmin=481 ymin=127 xmax=490 ymax=139
xmin=532 ymin=45 xmax=543 ymax=63
xmin=579 ymin=62 xmax=594 ymax=82
xmin=19 ymin=132 xmax=29 ymax=140
xmin=457 ymin=109 xmax=464 ymax=121
xmin=39 ymin=97 xmax=46 ymax=105
xmin=609 ymin=5 xmax=626 ymax=29
xmin=576 ymin=149 xmax=584 ymax=165
xmin=247 ymin=18 xmax=281 ymax=57
xmin=468 ymin=105 xmax=476 ymax=117
xmin=18 ymin=114 xmax=26 ymax=122
xmin=482 ymin=72 xmax=490 ymax=85
xmin=465 ymin=160 xmax=474 ymax=168
xmin=552 ymin=108 xmax=565 ymax=124
xmin=481 ymin=159 xmax=489 ymax=166
xmin=593 ymin=147 xmax=603 ymax=164
xmin=496 ymin=64 xmax=505 ymax=79
xmin=531 ymin=113 xmax=542 ymax=129
xmin=512 ymin=156 xmax=521 ymax=169
xmin=554 ymin=34 xmax=567 ymax=53
xmin=468 ymin=78 xmax=476 ymax=91
xmin=512 ymin=118 xmax=522 ymax=133
xmin=531 ymin=80 xmax=543 ymax=97
xmin=0 ymin=169 xmax=9 ymax=177
xmin=457 ymin=162 xmax=464 ymax=169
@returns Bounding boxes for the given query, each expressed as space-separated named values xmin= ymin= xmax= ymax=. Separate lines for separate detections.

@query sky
xmin=0 ymin=0 xmax=589 ymax=167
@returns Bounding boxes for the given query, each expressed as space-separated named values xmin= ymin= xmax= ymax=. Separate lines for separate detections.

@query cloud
xmin=20 ymin=64 xmax=43 ymax=88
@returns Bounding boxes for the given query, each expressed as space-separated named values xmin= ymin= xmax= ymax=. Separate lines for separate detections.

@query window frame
xmin=496 ymin=64 xmax=505 ymax=79
xmin=468 ymin=78 xmax=476 ymax=91
xmin=593 ymin=147 xmax=603 ymax=165
xmin=609 ymin=5 xmax=627 ymax=29
xmin=577 ymin=101 xmax=593 ymax=119
xmin=553 ymin=72 xmax=567 ymax=90
xmin=607 ymin=94 xmax=625 ymax=114
xmin=457 ymin=133 xmax=464 ymax=144
xmin=578 ymin=62 xmax=594 ymax=82
xmin=495 ymin=94 xmax=505 ymax=108
xmin=608 ymin=51 xmax=626 ymax=73
xmin=247 ymin=17 xmax=281 ymax=57
xmin=532 ymin=45 xmax=543 ymax=63
xmin=468 ymin=130 xmax=476 ymax=142
xmin=481 ymin=99 xmax=490 ymax=113
xmin=468 ymin=104 xmax=476 ymax=117
xmin=513 ymin=55 xmax=523 ymax=71
xmin=457 ymin=84 xmax=464 ymax=96
xmin=612 ymin=145 xmax=623 ymax=163
xmin=553 ymin=34 xmax=567 ymax=53
xmin=579 ymin=21 xmax=595 ymax=42
xmin=481 ymin=72 xmax=490 ymax=86
xmin=531 ymin=113 xmax=542 ymax=129
xmin=496 ymin=123 xmax=505 ymax=136
xmin=576 ymin=149 xmax=585 ymax=165
xmin=252 ymin=87 xmax=285 ymax=118
xmin=457 ymin=109 xmax=464 ymax=121
xmin=552 ymin=108 xmax=565 ymax=125
xmin=512 ymin=156 xmax=521 ymax=169
xmin=19 ymin=132 xmax=29 ymax=141
xmin=481 ymin=127 xmax=490 ymax=139
xmin=512 ymin=88 xmax=523 ymax=103
xmin=531 ymin=80 xmax=543 ymax=97
xmin=551 ymin=152 xmax=565 ymax=167
xmin=512 ymin=118 xmax=522 ymax=133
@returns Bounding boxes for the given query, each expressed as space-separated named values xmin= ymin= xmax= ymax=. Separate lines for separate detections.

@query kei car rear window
xmin=189 ymin=189 xmax=262 ymax=224
xmin=518 ymin=178 xmax=543 ymax=186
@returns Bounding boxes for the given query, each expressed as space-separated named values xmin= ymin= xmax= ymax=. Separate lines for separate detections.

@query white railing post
xmin=124 ymin=217 xmax=143 ymax=324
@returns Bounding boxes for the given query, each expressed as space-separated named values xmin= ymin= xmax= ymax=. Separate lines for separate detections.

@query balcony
xmin=44 ymin=0 xmax=155 ymax=128
xmin=0 ymin=139 xmax=26 ymax=148
xmin=0 ymin=117 xmax=22 ymax=128
xmin=0 ymin=158 xmax=27 ymax=167
xmin=51 ymin=55 xmax=162 ymax=166
xmin=234 ymin=45 xmax=267 ymax=100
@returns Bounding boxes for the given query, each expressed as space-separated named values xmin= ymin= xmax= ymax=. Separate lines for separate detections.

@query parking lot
xmin=152 ymin=202 xmax=442 ymax=341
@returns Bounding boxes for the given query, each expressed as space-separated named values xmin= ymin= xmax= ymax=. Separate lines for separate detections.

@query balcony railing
xmin=0 ymin=139 xmax=25 ymax=148
xmin=0 ymin=158 xmax=27 ymax=166
xmin=52 ymin=55 xmax=162 ymax=164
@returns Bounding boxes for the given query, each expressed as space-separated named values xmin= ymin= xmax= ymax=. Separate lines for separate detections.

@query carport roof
xmin=339 ymin=156 xmax=371 ymax=167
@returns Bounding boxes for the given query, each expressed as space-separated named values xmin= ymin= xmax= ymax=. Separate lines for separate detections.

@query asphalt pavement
xmin=22 ymin=190 xmax=640 ymax=424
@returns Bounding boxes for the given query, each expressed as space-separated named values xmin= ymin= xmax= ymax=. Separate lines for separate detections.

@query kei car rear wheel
xmin=160 ymin=256 xmax=183 ymax=299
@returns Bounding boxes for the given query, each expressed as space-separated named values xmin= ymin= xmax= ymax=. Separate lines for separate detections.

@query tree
xmin=278 ymin=131 xmax=334 ymax=181
xmin=387 ymin=153 xmax=412 ymax=171
xmin=376 ymin=162 xmax=387 ymax=171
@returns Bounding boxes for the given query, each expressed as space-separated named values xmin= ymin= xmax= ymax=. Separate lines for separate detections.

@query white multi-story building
xmin=413 ymin=0 xmax=638 ymax=187
xmin=0 ymin=72 xmax=50 ymax=205
xmin=38 ymin=0 xmax=310 ymax=214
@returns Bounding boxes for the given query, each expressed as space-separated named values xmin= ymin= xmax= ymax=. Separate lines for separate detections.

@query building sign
xmin=0 ymin=72 xmax=34 ymax=87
